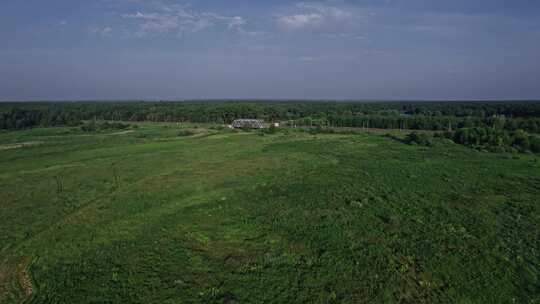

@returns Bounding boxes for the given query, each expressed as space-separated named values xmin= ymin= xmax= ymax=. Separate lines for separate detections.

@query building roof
xmin=231 ymin=119 xmax=264 ymax=128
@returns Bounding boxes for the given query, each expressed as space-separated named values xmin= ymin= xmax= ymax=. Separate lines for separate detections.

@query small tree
xmin=405 ymin=132 xmax=434 ymax=146
xmin=530 ymin=136 xmax=540 ymax=153
xmin=512 ymin=129 xmax=530 ymax=151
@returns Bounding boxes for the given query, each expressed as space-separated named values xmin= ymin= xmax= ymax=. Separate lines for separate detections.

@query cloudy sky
xmin=1 ymin=0 xmax=540 ymax=100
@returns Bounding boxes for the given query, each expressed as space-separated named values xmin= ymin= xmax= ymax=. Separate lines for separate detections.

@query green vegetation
xmin=177 ymin=129 xmax=197 ymax=137
xmin=404 ymin=132 xmax=434 ymax=146
xmin=436 ymin=127 xmax=540 ymax=153
xmin=1 ymin=122 xmax=539 ymax=303
xmin=80 ymin=121 xmax=131 ymax=133
xmin=2 ymin=101 xmax=540 ymax=133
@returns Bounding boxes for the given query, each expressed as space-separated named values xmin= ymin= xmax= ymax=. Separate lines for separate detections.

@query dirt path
xmin=108 ymin=130 xmax=135 ymax=136
xmin=0 ymin=141 xmax=42 ymax=151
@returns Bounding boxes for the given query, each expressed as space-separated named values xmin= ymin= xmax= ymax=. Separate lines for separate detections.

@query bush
xmin=209 ymin=125 xmax=226 ymax=131
xmin=512 ymin=129 xmax=530 ymax=151
xmin=80 ymin=121 xmax=130 ymax=133
xmin=81 ymin=121 xmax=97 ymax=132
xmin=178 ymin=130 xmax=196 ymax=137
xmin=447 ymin=127 xmax=539 ymax=154
xmin=530 ymin=136 xmax=540 ymax=153
xmin=267 ymin=125 xmax=278 ymax=134
xmin=257 ymin=126 xmax=279 ymax=136
xmin=487 ymin=146 xmax=509 ymax=153
xmin=177 ymin=130 xmax=196 ymax=137
xmin=405 ymin=132 xmax=433 ymax=146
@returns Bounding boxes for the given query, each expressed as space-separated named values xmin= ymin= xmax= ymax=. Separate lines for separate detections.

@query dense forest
xmin=1 ymin=101 xmax=540 ymax=133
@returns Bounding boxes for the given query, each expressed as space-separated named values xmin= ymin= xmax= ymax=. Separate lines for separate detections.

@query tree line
xmin=288 ymin=114 xmax=540 ymax=133
xmin=1 ymin=101 xmax=540 ymax=133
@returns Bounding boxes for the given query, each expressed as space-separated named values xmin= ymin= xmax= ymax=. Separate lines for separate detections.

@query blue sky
xmin=1 ymin=0 xmax=540 ymax=100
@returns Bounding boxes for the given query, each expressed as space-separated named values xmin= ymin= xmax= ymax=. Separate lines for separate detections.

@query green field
xmin=1 ymin=123 xmax=539 ymax=303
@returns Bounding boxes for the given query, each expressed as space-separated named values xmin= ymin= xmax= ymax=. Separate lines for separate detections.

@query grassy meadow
xmin=0 ymin=123 xmax=539 ymax=303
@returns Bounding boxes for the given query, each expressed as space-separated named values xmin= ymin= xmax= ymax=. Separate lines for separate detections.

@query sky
xmin=1 ymin=0 xmax=540 ymax=101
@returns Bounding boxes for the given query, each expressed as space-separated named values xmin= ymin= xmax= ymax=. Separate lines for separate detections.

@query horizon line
xmin=2 ymin=98 xmax=540 ymax=103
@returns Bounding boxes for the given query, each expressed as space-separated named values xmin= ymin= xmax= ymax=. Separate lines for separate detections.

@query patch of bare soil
xmin=17 ymin=259 xmax=33 ymax=298
xmin=0 ymin=141 xmax=42 ymax=151
xmin=108 ymin=130 xmax=135 ymax=135
xmin=0 ymin=258 xmax=33 ymax=302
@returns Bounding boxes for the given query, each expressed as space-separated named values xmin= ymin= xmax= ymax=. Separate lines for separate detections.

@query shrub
xmin=405 ymin=132 xmax=433 ymax=146
xmin=257 ymin=125 xmax=280 ymax=136
xmin=210 ymin=125 xmax=226 ymax=131
xmin=512 ymin=129 xmax=530 ymax=151
xmin=81 ymin=121 xmax=97 ymax=132
xmin=448 ymin=127 xmax=539 ymax=154
xmin=177 ymin=130 xmax=196 ymax=137
xmin=80 ymin=121 xmax=130 ymax=132
xmin=267 ymin=125 xmax=278 ymax=134
xmin=530 ymin=136 xmax=540 ymax=153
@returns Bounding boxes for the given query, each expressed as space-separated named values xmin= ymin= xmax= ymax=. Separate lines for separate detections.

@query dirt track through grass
xmin=0 ymin=142 xmax=41 ymax=151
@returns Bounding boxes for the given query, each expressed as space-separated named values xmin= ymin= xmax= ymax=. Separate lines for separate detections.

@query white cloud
xmin=278 ymin=13 xmax=323 ymax=30
xmin=277 ymin=2 xmax=359 ymax=31
xmin=322 ymin=32 xmax=367 ymax=40
xmin=227 ymin=16 xmax=246 ymax=30
xmin=120 ymin=5 xmax=248 ymax=37
xmin=296 ymin=2 xmax=353 ymax=20
xmin=88 ymin=26 xmax=113 ymax=37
